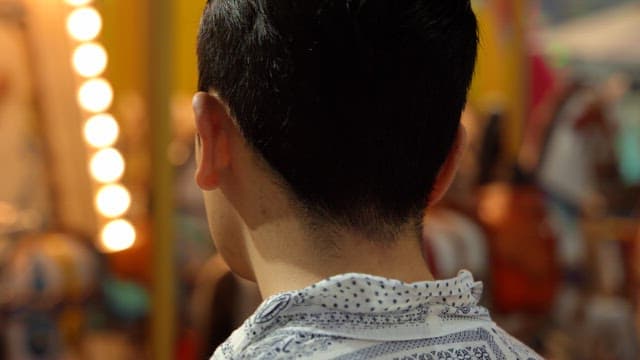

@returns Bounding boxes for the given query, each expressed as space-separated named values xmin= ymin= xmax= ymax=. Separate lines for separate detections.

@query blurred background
xmin=0 ymin=0 xmax=638 ymax=359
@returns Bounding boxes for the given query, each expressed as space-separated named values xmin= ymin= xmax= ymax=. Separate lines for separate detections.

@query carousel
xmin=0 ymin=0 xmax=163 ymax=358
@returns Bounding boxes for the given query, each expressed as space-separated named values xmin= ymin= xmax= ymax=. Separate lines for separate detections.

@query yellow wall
xmin=100 ymin=0 xmax=149 ymax=99
xmin=100 ymin=0 xmax=203 ymax=99
xmin=470 ymin=0 xmax=528 ymax=161
xmin=172 ymin=1 xmax=205 ymax=94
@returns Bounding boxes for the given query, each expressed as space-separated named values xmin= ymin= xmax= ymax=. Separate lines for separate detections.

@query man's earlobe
xmin=193 ymin=92 xmax=231 ymax=191
xmin=428 ymin=125 xmax=467 ymax=206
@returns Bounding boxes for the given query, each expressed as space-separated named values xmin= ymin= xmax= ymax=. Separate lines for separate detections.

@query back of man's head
xmin=197 ymin=0 xmax=478 ymax=240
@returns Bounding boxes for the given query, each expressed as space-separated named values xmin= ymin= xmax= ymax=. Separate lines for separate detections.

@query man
xmin=193 ymin=0 xmax=542 ymax=358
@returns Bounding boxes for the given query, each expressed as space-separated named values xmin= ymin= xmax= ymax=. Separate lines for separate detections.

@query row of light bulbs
xmin=65 ymin=0 xmax=136 ymax=253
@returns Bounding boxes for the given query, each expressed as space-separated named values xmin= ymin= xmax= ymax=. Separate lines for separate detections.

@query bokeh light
xmin=78 ymin=78 xmax=113 ymax=113
xmin=73 ymin=42 xmax=108 ymax=78
xmin=66 ymin=7 xmax=102 ymax=42
xmin=95 ymin=184 xmax=131 ymax=218
xmin=100 ymin=220 xmax=136 ymax=253
xmin=89 ymin=148 xmax=125 ymax=183
xmin=83 ymin=114 xmax=119 ymax=148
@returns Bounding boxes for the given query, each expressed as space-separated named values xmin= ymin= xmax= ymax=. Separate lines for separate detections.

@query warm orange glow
xmin=73 ymin=42 xmax=108 ymax=77
xmin=78 ymin=78 xmax=113 ymax=113
xmin=89 ymin=148 xmax=125 ymax=183
xmin=100 ymin=220 xmax=136 ymax=253
xmin=95 ymin=184 xmax=131 ymax=218
xmin=66 ymin=7 xmax=102 ymax=42
xmin=83 ymin=114 xmax=119 ymax=148
xmin=65 ymin=0 xmax=93 ymax=6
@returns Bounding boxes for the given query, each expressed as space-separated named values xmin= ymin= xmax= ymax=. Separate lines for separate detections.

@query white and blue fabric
xmin=212 ymin=270 xmax=542 ymax=359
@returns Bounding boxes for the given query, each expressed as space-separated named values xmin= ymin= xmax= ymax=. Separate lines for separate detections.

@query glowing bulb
xmin=84 ymin=114 xmax=119 ymax=148
xmin=100 ymin=220 xmax=136 ymax=253
xmin=95 ymin=184 xmax=131 ymax=218
xmin=78 ymin=78 xmax=113 ymax=113
xmin=90 ymin=148 xmax=125 ymax=183
xmin=67 ymin=7 xmax=102 ymax=41
xmin=65 ymin=0 xmax=92 ymax=6
xmin=73 ymin=43 xmax=107 ymax=77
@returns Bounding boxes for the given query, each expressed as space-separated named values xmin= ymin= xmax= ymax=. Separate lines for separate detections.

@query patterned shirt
xmin=211 ymin=270 xmax=542 ymax=359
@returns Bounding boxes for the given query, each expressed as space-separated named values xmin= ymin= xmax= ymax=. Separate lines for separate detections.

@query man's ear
xmin=193 ymin=91 xmax=232 ymax=191
xmin=428 ymin=125 xmax=467 ymax=206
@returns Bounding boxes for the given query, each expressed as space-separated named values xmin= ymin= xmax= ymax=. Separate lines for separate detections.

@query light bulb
xmin=67 ymin=7 xmax=102 ymax=42
xmin=73 ymin=43 xmax=107 ymax=78
xmin=65 ymin=0 xmax=92 ymax=6
xmin=95 ymin=184 xmax=131 ymax=218
xmin=78 ymin=78 xmax=113 ymax=113
xmin=84 ymin=114 xmax=119 ymax=148
xmin=89 ymin=148 xmax=125 ymax=183
xmin=100 ymin=220 xmax=136 ymax=253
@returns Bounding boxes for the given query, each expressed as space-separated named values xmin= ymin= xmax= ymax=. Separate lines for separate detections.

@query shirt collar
xmin=226 ymin=270 xmax=487 ymax=354
xmin=293 ymin=270 xmax=482 ymax=313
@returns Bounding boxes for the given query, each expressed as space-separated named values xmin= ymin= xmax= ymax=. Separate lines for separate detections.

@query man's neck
xmin=246 ymin=216 xmax=435 ymax=298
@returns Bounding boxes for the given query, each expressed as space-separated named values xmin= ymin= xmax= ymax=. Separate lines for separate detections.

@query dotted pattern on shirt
xmin=298 ymin=273 xmax=479 ymax=314
xmin=244 ymin=271 xmax=485 ymax=342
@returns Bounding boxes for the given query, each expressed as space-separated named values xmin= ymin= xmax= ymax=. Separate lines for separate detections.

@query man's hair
xmin=198 ymin=0 xmax=478 ymax=239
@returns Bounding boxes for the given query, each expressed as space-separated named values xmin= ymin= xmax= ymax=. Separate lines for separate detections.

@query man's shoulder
xmin=212 ymin=329 xmax=345 ymax=360
xmin=213 ymin=325 xmax=543 ymax=360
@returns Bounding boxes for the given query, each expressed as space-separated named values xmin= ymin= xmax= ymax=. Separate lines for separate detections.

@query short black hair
xmin=198 ymin=0 xmax=478 ymax=239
